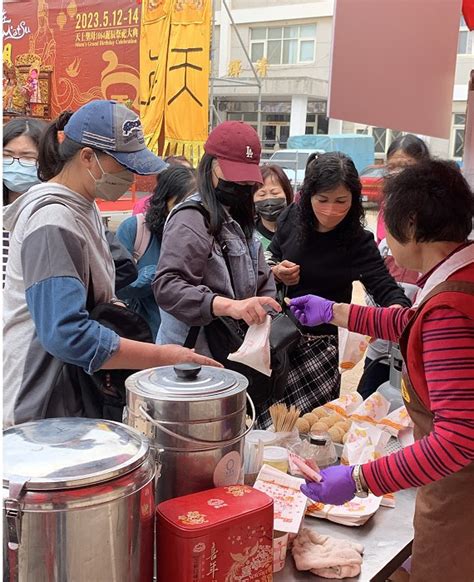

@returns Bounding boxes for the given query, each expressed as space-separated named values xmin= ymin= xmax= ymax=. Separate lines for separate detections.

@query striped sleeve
xmin=348 ymin=304 xmax=413 ymax=342
xmin=361 ymin=306 xmax=474 ymax=495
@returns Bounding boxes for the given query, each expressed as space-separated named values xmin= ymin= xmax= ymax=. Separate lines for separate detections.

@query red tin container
xmin=156 ymin=485 xmax=274 ymax=582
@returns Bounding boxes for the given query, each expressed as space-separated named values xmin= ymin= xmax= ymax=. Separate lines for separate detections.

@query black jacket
xmin=269 ymin=204 xmax=411 ymax=335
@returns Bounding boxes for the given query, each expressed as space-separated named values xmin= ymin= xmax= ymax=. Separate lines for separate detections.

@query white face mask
xmin=88 ymin=153 xmax=134 ymax=201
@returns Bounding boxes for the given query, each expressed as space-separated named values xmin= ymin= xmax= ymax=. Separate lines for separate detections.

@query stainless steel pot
xmin=3 ymin=418 xmax=156 ymax=582
xmin=125 ymin=363 xmax=254 ymax=502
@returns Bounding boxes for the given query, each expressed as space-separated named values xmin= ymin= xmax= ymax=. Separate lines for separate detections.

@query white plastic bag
xmin=338 ymin=328 xmax=370 ymax=373
xmin=228 ymin=315 xmax=271 ymax=376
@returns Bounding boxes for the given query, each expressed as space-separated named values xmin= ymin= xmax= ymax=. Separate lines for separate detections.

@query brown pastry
xmin=302 ymin=413 xmax=318 ymax=426
xmin=295 ymin=418 xmax=310 ymax=434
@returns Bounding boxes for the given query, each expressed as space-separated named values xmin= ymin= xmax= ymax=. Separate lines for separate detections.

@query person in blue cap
xmin=3 ymin=100 xmax=219 ymax=427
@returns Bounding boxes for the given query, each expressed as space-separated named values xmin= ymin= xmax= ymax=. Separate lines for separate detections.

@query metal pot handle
xmin=138 ymin=393 xmax=256 ymax=449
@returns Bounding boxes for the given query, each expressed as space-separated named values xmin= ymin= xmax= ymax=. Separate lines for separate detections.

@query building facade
xmin=212 ymin=0 xmax=474 ymax=161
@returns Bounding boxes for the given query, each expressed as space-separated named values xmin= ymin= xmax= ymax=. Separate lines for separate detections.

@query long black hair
xmin=386 ymin=134 xmax=430 ymax=162
xmin=37 ymin=111 xmax=103 ymax=182
xmin=197 ymin=153 xmax=255 ymax=240
xmin=145 ymin=165 xmax=197 ymax=241
xmin=3 ymin=117 xmax=47 ymax=204
xmin=298 ymin=151 xmax=365 ymax=243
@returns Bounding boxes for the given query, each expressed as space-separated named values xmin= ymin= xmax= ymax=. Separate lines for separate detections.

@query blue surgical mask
xmin=3 ymin=160 xmax=40 ymax=195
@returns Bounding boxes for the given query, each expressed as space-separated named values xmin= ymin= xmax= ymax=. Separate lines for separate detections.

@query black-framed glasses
xmin=3 ymin=156 xmax=38 ymax=168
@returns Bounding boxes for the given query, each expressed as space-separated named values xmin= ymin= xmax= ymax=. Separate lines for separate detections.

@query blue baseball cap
xmin=63 ymin=100 xmax=167 ymax=176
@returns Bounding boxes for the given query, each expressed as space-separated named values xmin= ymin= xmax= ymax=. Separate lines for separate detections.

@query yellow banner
xmin=139 ymin=0 xmax=172 ymax=154
xmin=163 ymin=0 xmax=211 ymax=166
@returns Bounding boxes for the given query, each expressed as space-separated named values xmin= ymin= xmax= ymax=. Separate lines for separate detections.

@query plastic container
xmin=309 ymin=432 xmax=337 ymax=468
xmin=263 ymin=446 xmax=289 ymax=473
xmin=273 ymin=530 xmax=289 ymax=572
xmin=246 ymin=430 xmax=277 ymax=446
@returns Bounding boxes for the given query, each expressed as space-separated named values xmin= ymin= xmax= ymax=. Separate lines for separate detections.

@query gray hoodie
xmin=3 ymin=183 xmax=117 ymax=426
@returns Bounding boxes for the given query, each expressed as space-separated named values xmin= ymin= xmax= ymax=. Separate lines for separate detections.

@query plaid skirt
xmin=255 ymin=334 xmax=340 ymax=429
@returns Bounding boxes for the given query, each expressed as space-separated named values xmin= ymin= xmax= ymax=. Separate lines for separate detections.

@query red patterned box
xmin=156 ymin=485 xmax=274 ymax=582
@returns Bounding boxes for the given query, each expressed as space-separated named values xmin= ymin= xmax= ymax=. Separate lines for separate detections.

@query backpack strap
xmin=133 ymin=213 xmax=151 ymax=262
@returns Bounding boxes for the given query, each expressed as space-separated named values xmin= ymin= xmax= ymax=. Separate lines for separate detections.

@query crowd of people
xmin=2 ymin=98 xmax=474 ymax=581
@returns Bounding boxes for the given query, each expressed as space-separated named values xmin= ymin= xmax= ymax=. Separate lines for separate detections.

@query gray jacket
xmin=153 ymin=194 xmax=276 ymax=349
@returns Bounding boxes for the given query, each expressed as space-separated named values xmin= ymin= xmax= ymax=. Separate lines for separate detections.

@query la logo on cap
xmin=246 ymin=146 xmax=254 ymax=159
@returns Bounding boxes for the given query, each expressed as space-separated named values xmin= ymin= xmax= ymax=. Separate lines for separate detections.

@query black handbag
xmin=47 ymin=298 xmax=154 ymax=422
xmin=176 ymin=200 xmax=301 ymax=406
xmin=198 ymin=312 xmax=300 ymax=407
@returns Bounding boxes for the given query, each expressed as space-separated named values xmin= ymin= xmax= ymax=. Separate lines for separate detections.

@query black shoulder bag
xmin=48 ymin=281 xmax=154 ymax=422
xmin=175 ymin=200 xmax=301 ymax=408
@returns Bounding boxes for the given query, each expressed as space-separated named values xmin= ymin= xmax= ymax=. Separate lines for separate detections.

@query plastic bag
xmin=338 ymin=328 xmax=370 ymax=373
xmin=228 ymin=315 xmax=271 ymax=376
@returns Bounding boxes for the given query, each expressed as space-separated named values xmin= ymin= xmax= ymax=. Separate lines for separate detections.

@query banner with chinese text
xmin=139 ymin=0 xmax=172 ymax=154
xmin=163 ymin=0 xmax=211 ymax=166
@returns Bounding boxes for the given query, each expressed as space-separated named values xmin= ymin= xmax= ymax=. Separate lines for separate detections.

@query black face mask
xmin=215 ymin=178 xmax=253 ymax=209
xmin=255 ymin=198 xmax=287 ymax=222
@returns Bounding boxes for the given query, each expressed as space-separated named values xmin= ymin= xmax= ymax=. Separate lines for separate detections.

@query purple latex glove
xmin=300 ymin=465 xmax=356 ymax=506
xmin=289 ymin=295 xmax=335 ymax=327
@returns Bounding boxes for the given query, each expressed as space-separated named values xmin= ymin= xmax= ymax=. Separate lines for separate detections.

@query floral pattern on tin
xmin=224 ymin=485 xmax=253 ymax=497
xmin=177 ymin=510 xmax=208 ymax=525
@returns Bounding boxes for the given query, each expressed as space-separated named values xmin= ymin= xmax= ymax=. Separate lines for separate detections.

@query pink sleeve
xmin=361 ymin=306 xmax=474 ymax=496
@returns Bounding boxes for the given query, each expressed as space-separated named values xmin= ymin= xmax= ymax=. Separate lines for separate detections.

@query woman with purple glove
xmin=291 ymin=160 xmax=474 ymax=582
xmin=256 ymin=152 xmax=409 ymax=427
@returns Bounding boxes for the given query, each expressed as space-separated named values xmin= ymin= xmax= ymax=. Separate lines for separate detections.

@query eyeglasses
xmin=3 ymin=156 xmax=38 ymax=167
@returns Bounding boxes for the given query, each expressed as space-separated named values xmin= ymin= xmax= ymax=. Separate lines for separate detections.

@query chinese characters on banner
xmin=2 ymin=0 xmax=140 ymax=117
xmin=139 ymin=0 xmax=211 ymax=164
xmin=139 ymin=0 xmax=172 ymax=154
xmin=164 ymin=0 xmax=211 ymax=165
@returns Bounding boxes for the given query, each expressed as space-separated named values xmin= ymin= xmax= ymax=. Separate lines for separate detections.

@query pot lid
xmin=3 ymin=418 xmax=149 ymax=490
xmin=128 ymin=363 xmax=247 ymax=400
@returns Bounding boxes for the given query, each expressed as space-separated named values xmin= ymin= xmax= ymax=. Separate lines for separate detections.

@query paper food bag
xmin=377 ymin=406 xmax=414 ymax=437
xmin=338 ymin=328 xmax=370 ymax=373
xmin=228 ymin=315 xmax=271 ymax=376
xmin=341 ymin=421 xmax=391 ymax=466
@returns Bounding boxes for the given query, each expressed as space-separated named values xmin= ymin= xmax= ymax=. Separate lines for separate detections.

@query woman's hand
xmin=290 ymin=295 xmax=335 ymax=327
xmin=159 ymin=345 xmax=223 ymax=368
xmin=301 ymin=465 xmax=357 ymax=505
xmin=213 ymin=295 xmax=281 ymax=326
xmin=273 ymin=260 xmax=300 ymax=286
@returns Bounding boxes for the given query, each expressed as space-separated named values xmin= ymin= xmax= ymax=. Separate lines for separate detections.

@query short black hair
xmin=386 ymin=134 xmax=430 ymax=162
xmin=299 ymin=151 xmax=365 ymax=243
xmin=384 ymin=159 xmax=473 ymax=244
xmin=3 ymin=117 xmax=48 ymax=204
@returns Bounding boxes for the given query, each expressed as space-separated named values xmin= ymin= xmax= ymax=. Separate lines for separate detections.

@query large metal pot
xmin=3 ymin=418 xmax=155 ymax=582
xmin=125 ymin=363 xmax=254 ymax=502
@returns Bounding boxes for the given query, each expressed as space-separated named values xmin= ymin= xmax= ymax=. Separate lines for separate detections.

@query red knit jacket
xmin=348 ymin=250 xmax=474 ymax=496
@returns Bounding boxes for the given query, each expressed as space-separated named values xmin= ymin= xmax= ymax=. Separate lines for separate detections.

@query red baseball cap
xmin=204 ymin=121 xmax=263 ymax=184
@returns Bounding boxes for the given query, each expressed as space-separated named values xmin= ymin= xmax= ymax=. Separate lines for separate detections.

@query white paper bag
xmin=338 ymin=328 xmax=370 ymax=373
xmin=228 ymin=315 xmax=271 ymax=376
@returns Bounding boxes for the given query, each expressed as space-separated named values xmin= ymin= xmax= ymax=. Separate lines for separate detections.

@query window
xmin=458 ymin=17 xmax=473 ymax=54
xmin=452 ymin=113 xmax=466 ymax=159
xmin=373 ymin=127 xmax=387 ymax=154
xmin=371 ymin=128 xmax=406 ymax=157
xmin=250 ymin=24 xmax=316 ymax=65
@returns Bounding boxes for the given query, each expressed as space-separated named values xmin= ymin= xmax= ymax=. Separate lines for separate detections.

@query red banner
xmin=3 ymin=0 xmax=140 ymax=117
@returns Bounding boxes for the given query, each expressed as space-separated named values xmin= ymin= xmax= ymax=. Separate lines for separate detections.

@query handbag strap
xmin=133 ymin=213 xmax=151 ymax=262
